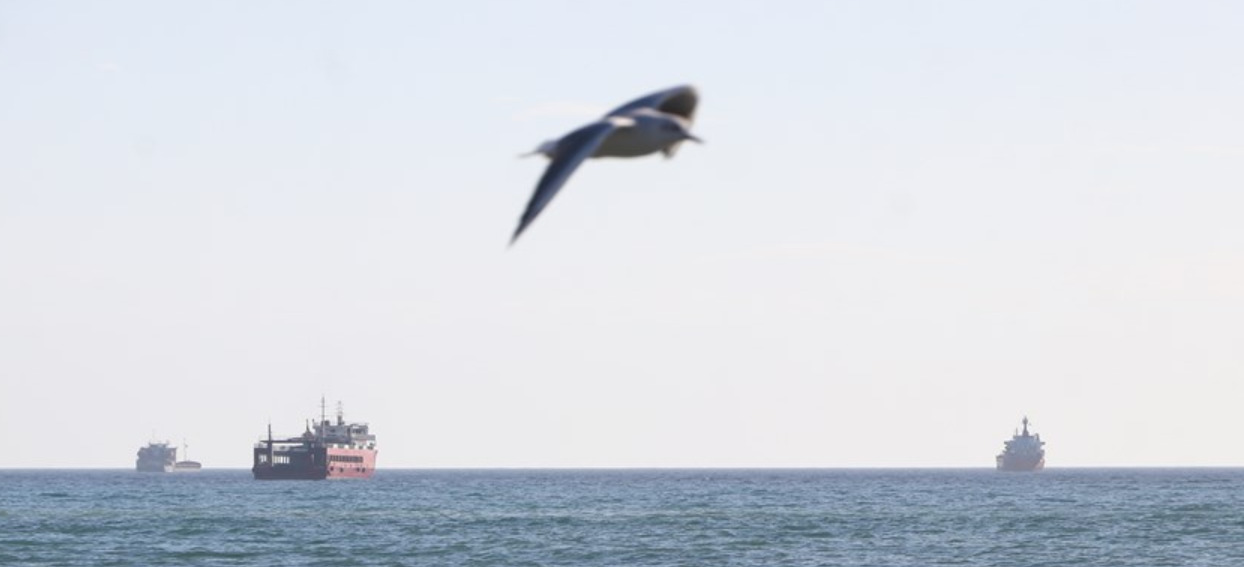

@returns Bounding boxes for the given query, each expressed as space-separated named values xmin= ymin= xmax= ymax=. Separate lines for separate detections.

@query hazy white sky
xmin=2 ymin=1 xmax=1242 ymax=468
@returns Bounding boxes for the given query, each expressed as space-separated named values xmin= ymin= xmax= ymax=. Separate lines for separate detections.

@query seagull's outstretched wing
xmin=606 ymin=85 xmax=698 ymax=122
xmin=511 ymin=119 xmax=623 ymax=244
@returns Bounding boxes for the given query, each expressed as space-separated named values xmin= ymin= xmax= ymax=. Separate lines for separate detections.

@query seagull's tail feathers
xmin=521 ymin=140 xmax=559 ymax=159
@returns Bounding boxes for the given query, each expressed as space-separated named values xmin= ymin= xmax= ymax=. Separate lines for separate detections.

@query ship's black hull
xmin=252 ymin=464 xmax=331 ymax=480
xmin=252 ymin=446 xmax=376 ymax=480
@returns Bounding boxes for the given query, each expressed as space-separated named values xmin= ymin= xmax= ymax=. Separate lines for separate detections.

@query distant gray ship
xmin=136 ymin=441 xmax=201 ymax=472
xmin=996 ymin=417 xmax=1045 ymax=472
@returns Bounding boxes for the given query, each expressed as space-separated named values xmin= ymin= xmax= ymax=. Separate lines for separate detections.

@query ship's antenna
xmin=320 ymin=396 xmax=327 ymax=426
xmin=337 ymin=400 xmax=344 ymax=426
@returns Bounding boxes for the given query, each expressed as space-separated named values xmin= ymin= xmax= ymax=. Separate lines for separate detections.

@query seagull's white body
xmin=511 ymin=85 xmax=701 ymax=244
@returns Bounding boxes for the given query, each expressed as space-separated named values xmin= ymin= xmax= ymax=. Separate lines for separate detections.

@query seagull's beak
xmin=684 ymin=133 xmax=704 ymax=144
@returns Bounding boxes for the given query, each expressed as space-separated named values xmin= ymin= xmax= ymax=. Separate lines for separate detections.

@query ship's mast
xmin=1022 ymin=416 xmax=1030 ymax=436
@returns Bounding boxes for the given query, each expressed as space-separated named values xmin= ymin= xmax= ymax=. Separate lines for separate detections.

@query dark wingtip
xmin=509 ymin=223 xmax=527 ymax=248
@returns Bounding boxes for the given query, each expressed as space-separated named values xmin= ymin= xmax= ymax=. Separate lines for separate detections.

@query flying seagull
xmin=511 ymin=85 xmax=702 ymax=245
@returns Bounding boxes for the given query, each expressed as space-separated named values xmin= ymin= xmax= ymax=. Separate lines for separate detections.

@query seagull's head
xmin=659 ymin=116 xmax=703 ymax=145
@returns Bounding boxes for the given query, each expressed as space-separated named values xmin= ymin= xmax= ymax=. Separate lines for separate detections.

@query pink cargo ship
xmin=253 ymin=400 xmax=377 ymax=480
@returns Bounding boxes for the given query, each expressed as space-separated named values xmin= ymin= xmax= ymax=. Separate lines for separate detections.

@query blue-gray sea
xmin=2 ymin=469 xmax=1243 ymax=566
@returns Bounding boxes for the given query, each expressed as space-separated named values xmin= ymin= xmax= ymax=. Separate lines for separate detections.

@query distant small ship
xmin=136 ymin=442 xmax=176 ymax=472
xmin=996 ymin=417 xmax=1045 ymax=472
xmin=136 ymin=441 xmax=201 ymax=473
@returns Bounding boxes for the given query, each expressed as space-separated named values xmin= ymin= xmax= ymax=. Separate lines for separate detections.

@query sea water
xmin=2 ymin=468 xmax=1242 ymax=566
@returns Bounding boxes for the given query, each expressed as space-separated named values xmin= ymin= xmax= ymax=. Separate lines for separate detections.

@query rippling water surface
xmin=2 ymin=469 xmax=1243 ymax=566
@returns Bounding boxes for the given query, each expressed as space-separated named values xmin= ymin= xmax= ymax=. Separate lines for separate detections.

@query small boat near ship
xmin=172 ymin=460 xmax=202 ymax=472
xmin=252 ymin=399 xmax=377 ymax=480
xmin=996 ymin=416 xmax=1045 ymax=472
xmin=173 ymin=443 xmax=202 ymax=471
